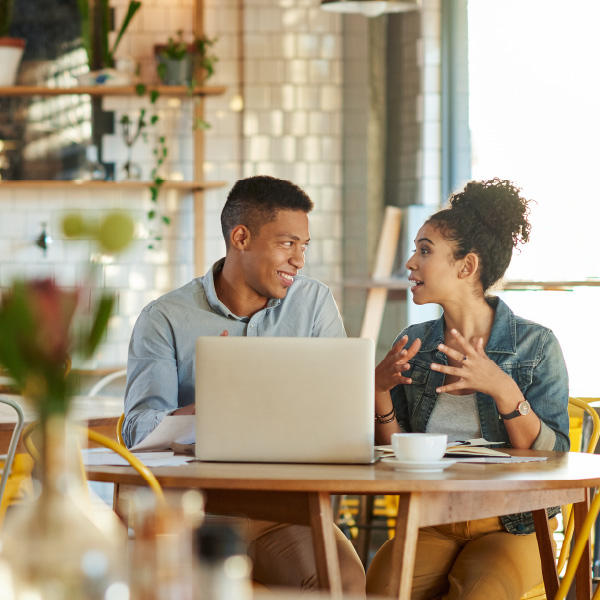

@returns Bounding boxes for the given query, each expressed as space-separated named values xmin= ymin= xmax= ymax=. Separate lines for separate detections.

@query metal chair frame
xmin=0 ymin=396 xmax=25 ymax=511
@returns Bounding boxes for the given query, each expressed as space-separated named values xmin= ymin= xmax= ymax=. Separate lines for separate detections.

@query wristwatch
xmin=499 ymin=400 xmax=531 ymax=420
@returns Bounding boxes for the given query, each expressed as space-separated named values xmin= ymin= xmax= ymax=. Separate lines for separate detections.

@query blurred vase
xmin=0 ymin=414 xmax=128 ymax=599
xmin=0 ymin=38 xmax=26 ymax=86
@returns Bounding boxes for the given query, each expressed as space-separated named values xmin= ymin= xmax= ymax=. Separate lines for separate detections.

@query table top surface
xmin=86 ymin=450 xmax=600 ymax=494
xmin=0 ymin=394 xmax=123 ymax=430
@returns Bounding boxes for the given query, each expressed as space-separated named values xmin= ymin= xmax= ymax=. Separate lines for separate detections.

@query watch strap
xmin=499 ymin=409 xmax=520 ymax=420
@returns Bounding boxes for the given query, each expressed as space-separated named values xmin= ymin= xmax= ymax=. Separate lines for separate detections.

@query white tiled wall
xmin=0 ymin=0 xmax=347 ymax=367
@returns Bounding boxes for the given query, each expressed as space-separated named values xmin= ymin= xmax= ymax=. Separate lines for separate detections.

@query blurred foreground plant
xmin=0 ymin=211 xmax=134 ymax=421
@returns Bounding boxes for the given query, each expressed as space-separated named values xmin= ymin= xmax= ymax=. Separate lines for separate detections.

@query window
xmin=468 ymin=0 xmax=600 ymax=395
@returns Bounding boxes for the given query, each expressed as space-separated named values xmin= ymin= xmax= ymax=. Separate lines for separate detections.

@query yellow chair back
xmin=21 ymin=421 xmax=166 ymax=508
xmin=522 ymin=397 xmax=600 ymax=600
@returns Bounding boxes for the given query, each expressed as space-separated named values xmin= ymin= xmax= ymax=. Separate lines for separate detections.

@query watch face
xmin=518 ymin=400 xmax=531 ymax=416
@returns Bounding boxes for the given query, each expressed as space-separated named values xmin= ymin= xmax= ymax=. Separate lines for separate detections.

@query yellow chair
xmin=22 ymin=421 xmax=165 ymax=508
xmin=521 ymin=396 xmax=600 ymax=600
xmin=116 ymin=412 xmax=125 ymax=447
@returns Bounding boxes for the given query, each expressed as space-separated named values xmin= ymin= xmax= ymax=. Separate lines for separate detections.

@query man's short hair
xmin=221 ymin=175 xmax=314 ymax=246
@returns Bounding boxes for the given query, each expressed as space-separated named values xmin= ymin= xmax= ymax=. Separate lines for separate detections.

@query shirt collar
xmin=418 ymin=296 xmax=517 ymax=355
xmin=202 ymin=258 xmax=281 ymax=320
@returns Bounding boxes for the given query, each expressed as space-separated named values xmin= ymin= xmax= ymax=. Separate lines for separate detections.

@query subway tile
xmin=256 ymin=60 xmax=286 ymax=84
xmin=296 ymin=86 xmax=321 ymax=111
xmin=286 ymin=60 xmax=308 ymax=84
xmin=297 ymin=34 xmax=320 ymax=59
xmin=272 ymin=33 xmax=297 ymax=60
xmin=272 ymin=84 xmax=296 ymax=111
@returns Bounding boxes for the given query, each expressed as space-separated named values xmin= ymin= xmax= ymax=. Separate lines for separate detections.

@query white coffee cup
xmin=391 ymin=433 xmax=448 ymax=462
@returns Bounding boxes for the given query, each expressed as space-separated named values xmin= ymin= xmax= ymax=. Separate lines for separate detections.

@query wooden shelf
xmin=0 ymin=85 xmax=226 ymax=97
xmin=344 ymin=278 xmax=600 ymax=292
xmin=0 ymin=180 xmax=226 ymax=191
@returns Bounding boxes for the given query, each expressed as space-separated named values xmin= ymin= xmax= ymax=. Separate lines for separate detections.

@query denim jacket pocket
xmin=500 ymin=363 xmax=534 ymax=393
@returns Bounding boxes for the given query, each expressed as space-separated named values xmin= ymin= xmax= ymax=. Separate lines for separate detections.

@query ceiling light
xmin=320 ymin=0 xmax=420 ymax=18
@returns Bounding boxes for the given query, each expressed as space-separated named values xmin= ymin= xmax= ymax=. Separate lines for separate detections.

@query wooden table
xmin=86 ymin=450 xmax=600 ymax=599
xmin=0 ymin=394 xmax=123 ymax=453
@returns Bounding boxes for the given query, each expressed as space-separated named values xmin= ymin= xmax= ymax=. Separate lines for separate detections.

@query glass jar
xmin=0 ymin=415 xmax=128 ymax=599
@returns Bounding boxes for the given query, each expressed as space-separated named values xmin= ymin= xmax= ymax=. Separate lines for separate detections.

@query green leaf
xmin=162 ymin=216 xmax=171 ymax=225
xmin=193 ymin=118 xmax=211 ymax=130
xmin=135 ymin=83 xmax=146 ymax=97
xmin=110 ymin=1 xmax=142 ymax=58
xmin=151 ymin=115 xmax=159 ymax=125
xmin=75 ymin=0 xmax=91 ymax=67
xmin=148 ymin=210 xmax=156 ymax=219
xmin=150 ymin=89 xmax=160 ymax=103
xmin=84 ymin=294 xmax=115 ymax=358
xmin=99 ymin=0 xmax=112 ymax=68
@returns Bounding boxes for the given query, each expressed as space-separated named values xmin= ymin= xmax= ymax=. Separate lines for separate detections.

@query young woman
xmin=366 ymin=179 xmax=570 ymax=600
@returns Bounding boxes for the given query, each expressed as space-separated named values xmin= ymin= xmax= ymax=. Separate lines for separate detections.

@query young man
xmin=123 ymin=175 xmax=365 ymax=593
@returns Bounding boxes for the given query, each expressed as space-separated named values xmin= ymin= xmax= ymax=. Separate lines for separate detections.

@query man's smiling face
xmin=240 ymin=209 xmax=310 ymax=303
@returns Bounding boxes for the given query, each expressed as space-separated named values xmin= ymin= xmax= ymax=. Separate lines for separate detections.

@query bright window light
xmin=469 ymin=0 xmax=600 ymax=395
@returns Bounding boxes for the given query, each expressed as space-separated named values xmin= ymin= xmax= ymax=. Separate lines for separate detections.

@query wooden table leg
xmin=308 ymin=491 xmax=343 ymax=597
xmin=532 ymin=509 xmax=559 ymax=599
xmin=387 ymin=492 xmax=421 ymax=599
xmin=573 ymin=492 xmax=592 ymax=600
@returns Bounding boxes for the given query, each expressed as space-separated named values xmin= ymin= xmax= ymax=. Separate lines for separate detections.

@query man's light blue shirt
xmin=123 ymin=259 xmax=346 ymax=447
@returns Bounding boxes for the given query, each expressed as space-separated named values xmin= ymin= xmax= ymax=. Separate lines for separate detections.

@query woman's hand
xmin=431 ymin=328 xmax=515 ymax=398
xmin=375 ymin=336 xmax=421 ymax=393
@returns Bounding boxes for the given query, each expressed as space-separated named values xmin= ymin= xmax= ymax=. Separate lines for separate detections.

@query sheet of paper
xmin=82 ymin=449 xmax=194 ymax=467
xmin=130 ymin=415 xmax=196 ymax=452
xmin=452 ymin=456 xmax=548 ymax=464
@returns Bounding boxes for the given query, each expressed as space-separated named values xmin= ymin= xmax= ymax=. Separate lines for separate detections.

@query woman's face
xmin=405 ymin=222 xmax=463 ymax=305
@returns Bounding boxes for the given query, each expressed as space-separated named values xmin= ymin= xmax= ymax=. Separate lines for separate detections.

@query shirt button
xmin=517 ymin=524 xmax=526 ymax=532
xmin=249 ymin=324 xmax=253 ymax=328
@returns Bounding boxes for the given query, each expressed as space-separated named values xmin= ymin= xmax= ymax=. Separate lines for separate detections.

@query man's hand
xmin=173 ymin=403 xmax=195 ymax=416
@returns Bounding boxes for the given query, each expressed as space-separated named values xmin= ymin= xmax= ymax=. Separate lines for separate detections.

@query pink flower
xmin=23 ymin=279 xmax=79 ymax=367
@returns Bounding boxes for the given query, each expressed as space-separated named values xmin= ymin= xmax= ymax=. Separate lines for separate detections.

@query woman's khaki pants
xmin=366 ymin=516 xmax=557 ymax=600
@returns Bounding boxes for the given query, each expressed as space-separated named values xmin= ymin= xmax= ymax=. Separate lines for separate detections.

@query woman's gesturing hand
xmin=375 ymin=335 xmax=421 ymax=393
xmin=431 ymin=328 xmax=514 ymax=396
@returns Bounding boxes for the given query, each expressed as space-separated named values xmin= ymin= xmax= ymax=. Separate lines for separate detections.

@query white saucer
xmin=381 ymin=457 xmax=457 ymax=473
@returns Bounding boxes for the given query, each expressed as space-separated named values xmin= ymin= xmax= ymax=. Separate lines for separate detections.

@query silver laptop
xmin=195 ymin=337 xmax=375 ymax=464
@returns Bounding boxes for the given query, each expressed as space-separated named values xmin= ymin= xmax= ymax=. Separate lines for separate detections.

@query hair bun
xmin=450 ymin=178 xmax=532 ymax=248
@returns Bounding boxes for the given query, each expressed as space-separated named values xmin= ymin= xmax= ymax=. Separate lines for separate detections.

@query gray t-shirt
xmin=426 ymin=392 xmax=481 ymax=441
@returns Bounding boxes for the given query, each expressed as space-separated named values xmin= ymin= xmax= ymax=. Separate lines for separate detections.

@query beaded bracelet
xmin=375 ymin=407 xmax=396 ymax=424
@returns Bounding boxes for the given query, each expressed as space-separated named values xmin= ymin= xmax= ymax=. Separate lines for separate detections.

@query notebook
xmin=195 ymin=336 xmax=375 ymax=464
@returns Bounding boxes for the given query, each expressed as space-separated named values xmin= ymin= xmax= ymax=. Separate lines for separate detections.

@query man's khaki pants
xmin=247 ymin=519 xmax=366 ymax=594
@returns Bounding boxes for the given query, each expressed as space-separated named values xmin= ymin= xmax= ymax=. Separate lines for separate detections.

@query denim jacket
xmin=390 ymin=297 xmax=570 ymax=535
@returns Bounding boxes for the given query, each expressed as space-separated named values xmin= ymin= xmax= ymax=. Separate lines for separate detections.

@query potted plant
xmin=155 ymin=30 xmax=217 ymax=86
xmin=0 ymin=0 xmax=25 ymax=86
xmin=155 ymin=30 xmax=191 ymax=85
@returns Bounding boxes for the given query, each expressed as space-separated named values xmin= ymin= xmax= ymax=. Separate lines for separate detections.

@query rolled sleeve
xmin=531 ymin=420 xmax=557 ymax=451
xmin=123 ymin=308 xmax=180 ymax=447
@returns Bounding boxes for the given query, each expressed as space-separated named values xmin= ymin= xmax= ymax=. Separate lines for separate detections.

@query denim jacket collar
xmin=418 ymin=296 xmax=517 ymax=356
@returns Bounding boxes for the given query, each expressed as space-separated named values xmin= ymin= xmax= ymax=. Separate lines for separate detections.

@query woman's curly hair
xmin=427 ymin=178 xmax=533 ymax=292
